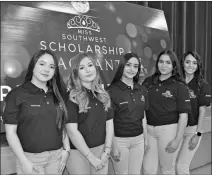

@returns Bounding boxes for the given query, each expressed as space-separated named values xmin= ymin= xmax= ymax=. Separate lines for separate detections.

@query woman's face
xmin=158 ymin=54 xmax=173 ymax=76
xmin=78 ymin=57 xmax=97 ymax=83
xmin=184 ymin=54 xmax=198 ymax=75
xmin=122 ymin=57 xmax=139 ymax=80
xmin=32 ymin=53 xmax=55 ymax=83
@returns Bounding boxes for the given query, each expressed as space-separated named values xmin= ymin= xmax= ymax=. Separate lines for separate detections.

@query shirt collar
xmin=187 ymin=76 xmax=197 ymax=86
xmin=115 ymin=80 xmax=141 ymax=90
xmin=158 ymin=76 xmax=175 ymax=85
xmin=23 ymin=81 xmax=53 ymax=93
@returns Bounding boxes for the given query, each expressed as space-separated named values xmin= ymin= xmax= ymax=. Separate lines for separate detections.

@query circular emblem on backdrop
xmin=71 ymin=1 xmax=90 ymax=13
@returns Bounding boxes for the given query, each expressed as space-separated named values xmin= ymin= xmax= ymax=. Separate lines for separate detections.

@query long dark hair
xmin=181 ymin=51 xmax=204 ymax=88
xmin=152 ymin=49 xmax=185 ymax=84
xmin=111 ymin=53 xmax=141 ymax=84
xmin=24 ymin=49 xmax=68 ymax=134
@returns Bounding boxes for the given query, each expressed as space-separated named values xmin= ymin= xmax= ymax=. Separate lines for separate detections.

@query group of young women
xmin=3 ymin=48 xmax=211 ymax=175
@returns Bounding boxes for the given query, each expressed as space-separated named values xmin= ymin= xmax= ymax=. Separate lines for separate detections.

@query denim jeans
xmin=143 ymin=124 xmax=181 ymax=175
xmin=111 ymin=134 xmax=144 ymax=175
xmin=176 ymin=125 xmax=201 ymax=175
xmin=16 ymin=148 xmax=63 ymax=174
xmin=66 ymin=144 xmax=108 ymax=175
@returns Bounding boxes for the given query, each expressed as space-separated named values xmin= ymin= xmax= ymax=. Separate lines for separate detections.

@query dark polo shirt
xmin=2 ymin=82 xmax=63 ymax=153
xmin=142 ymin=76 xmax=191 ymax=126
xmin=107 ymin=80 xmax=149 ymax=137
xmin=66 ymin=89 xmax=113 ymax=149
xmin=187 ymin=77 xmax=211 ymax=126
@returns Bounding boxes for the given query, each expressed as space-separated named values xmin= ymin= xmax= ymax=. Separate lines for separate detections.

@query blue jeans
xmin=111 ymin=134 xmax=144 ymax=175
xmin=16 ymin=148 xmax=63 ymax=174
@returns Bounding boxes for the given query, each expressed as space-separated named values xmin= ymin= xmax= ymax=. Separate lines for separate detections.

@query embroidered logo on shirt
xmin=141 ymin=95 xmax=145 ymax=101
xmin=162 ymin=90 xmax=173 ymax=98
xmin=119 ymin=101 xmax=128 ymax=105
xmin=189 ymin=89 xmax=196 ymax=99
xmin=30 ymin=105 xmax=41 ymax=107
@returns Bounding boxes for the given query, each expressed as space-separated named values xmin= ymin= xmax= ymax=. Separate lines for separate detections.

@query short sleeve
xmin=198 ymin=81 xmax=211 ymax=107
xmin=142 ymin=85 xmax=149 ymax=110
xmin=177 ymin=84 xmax=191 ymax=114
xmin=142 ymin=76 xmax=151 ymax=89
xmin=66 ymin=100 xmax=79 ymax=123
xmin=107 ymin=88 xmax=117 ymax=115
xmin=2 ymin=91 xmax=19 ymax=124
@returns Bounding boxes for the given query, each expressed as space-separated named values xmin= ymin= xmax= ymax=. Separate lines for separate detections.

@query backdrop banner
xmin=0 ymin=1 xmax=171 ymax=132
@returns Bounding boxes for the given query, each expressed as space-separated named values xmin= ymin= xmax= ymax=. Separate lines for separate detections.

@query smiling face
xmin=78 ymin=57 xmax=97 ymax=84
xmin=32 ymin=53 xmax=55 ymax=84
xmin=184 ymin=54 xmax=198 ymax=75
xmin=158 ymin=54 xmax=173 ymax=76
xmin=122 ymin=57 xmax=139 ymax=80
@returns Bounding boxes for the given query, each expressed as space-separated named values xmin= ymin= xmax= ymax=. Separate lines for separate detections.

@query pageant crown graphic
xmin=67 ymin=15 xmax=100 ymax=32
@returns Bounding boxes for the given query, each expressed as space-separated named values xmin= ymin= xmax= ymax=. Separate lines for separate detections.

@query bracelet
xmin=63 ymin=148 xmax=71 ymax=155
xmin=104 ymin=146 xmax=111 ymax=151
xmin=104 ymin=147 xmax=111 ymax=156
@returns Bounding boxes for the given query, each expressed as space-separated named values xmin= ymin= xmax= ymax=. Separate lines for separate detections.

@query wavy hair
xmin=152 ymin=49 xmax=185 ymax=84
xmin=24 ymin=49 xmax=68 ymax=134
xmin=67 ymin=53 xmax=111 ymax=113
xmin=111 ymin=53 xmax=141 ymax=84
xmin=181 ymin=51 xmax=205 ymax=88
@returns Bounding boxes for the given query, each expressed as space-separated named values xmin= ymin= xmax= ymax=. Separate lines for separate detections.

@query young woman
xmin=65 ymin=53 xmax=114 ymax=174
xmin=142 ymin=49 xmax=191 ymax=175
xmin=2 ymin=49 xmax=70 ymax=174
xmin=176 ymin=51 xmax=211 ymax=175
xmin=107 ymin=53 xmax=149 ymax=175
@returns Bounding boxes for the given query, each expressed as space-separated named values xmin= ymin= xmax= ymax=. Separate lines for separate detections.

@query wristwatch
xmin=195 ymin=132 xmax=202 ymax=137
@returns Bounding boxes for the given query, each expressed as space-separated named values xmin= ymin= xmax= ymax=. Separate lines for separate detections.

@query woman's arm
xmin=142 ymin=112 xmax=148 ymax=142
xmin=104 ymin=119 xmax=114 ymax=149
xmin=101 ymin=119 xmax=114 ymax=161
xmin=66 ymin=123 xmax=91 ymax=156
xmin=175 ymin=113 xmax=188 ymax=141
xmin=165 ymin=113 xmax=188 ymax=153
xmin=5 ymin=124 xmax=38 ymax=173
xmin=5 ymin=124 xmax=28 ymax=163
xmin=142 ymin=112 xmax=150 ymax=154
xmin=196 ymin=106 xmax=206 ymax=133
xmin=62 ymin=132 xmax=71 ymax=152
xmin=58 ymin=131 xmax=71 ymax=173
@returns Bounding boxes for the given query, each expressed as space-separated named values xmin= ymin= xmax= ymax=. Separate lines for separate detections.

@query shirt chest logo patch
xmin=141 ymin=95 xmax=145 ymax=101
xmin=162 ymin=90 xmax=173 ymax=98
xmin=31 ymin=105 xmax=41 ymax=107
xmin=119 ymin=101 xmax=128 ymax=105
xmin=189 ymin=89 xmax=196 ymax=99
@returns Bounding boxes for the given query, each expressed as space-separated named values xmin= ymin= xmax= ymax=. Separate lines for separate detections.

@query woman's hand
xmin=100 ymin=148 xmax=110 ymax=166
xmin=144 ymin=139 xmax=150 ymax=155
xmin=188 ymin=135 xmax=200 ymax=150
xmin=58 ymin=150 xmax=70 ymax=173
xmin=87 ymin=152 xmax=105 ymax=171
xmin=110 ymin=144 xmax=121 ymax=162
xmin=165 ymin=139 xmax=181 ymax=153
xmin=20 ymin=158 xmax=39 ymax=174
